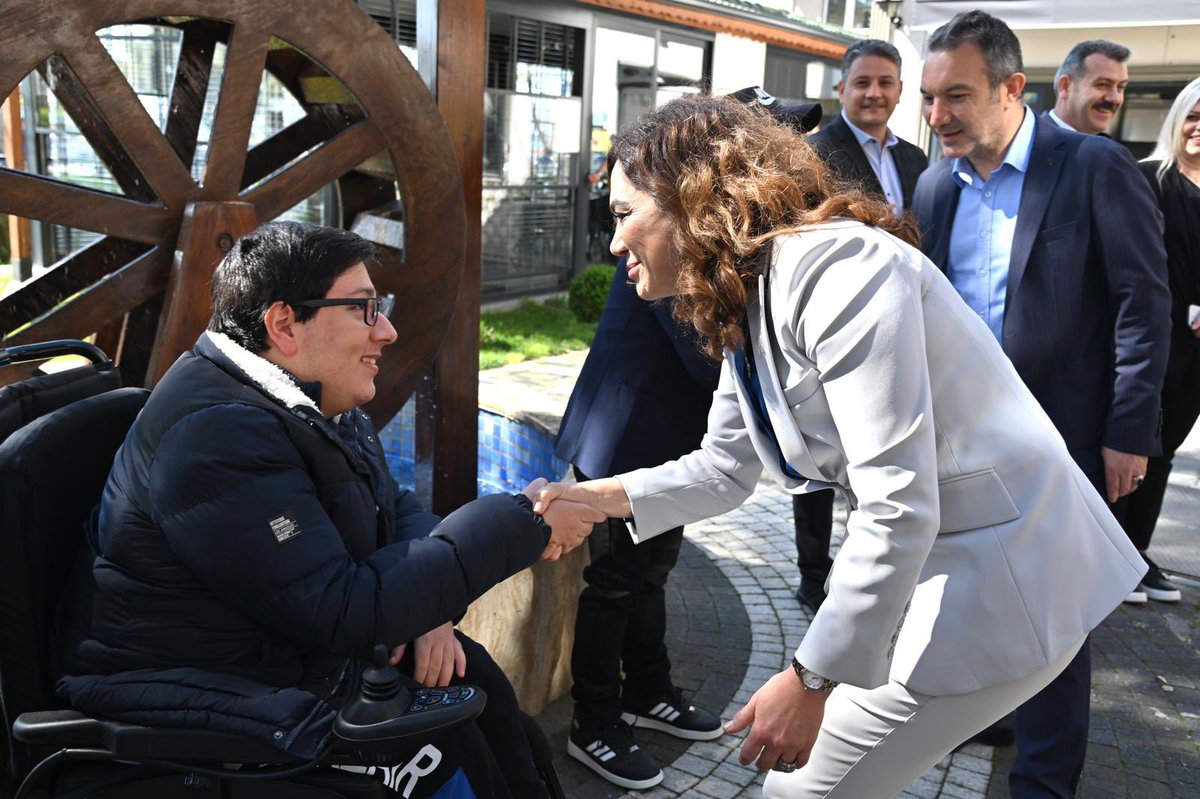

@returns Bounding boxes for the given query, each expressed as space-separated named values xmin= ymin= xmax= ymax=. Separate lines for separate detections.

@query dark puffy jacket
xmin=58 ymin=332 xmax=549 ymax=756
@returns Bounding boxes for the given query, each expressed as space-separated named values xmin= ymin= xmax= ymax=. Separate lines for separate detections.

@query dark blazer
xmin=556 ymin=262 xmax=720 ymax=479
xmin=911 ymin=116 xmax=1171 ymax=474
xmin=809 ymin=113 xmax=928 ymax=208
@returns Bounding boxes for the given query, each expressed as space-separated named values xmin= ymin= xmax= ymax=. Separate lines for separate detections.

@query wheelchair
xmin=0 ymin=340 xmax=562 ymax=799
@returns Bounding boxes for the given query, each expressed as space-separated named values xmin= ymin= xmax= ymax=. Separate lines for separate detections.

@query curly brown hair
xmin=609 ymin=94 xmax=920 ymax=360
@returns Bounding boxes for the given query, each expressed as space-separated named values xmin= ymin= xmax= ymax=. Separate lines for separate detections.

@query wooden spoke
xmin=164 ymin=20 xmax=225 ymax=169
xmin=241 ymin=112 xmax=344 ymax=189
xmin=241 ymin=120 xmax=386 ymax=221
xmin=37 ymin=53 xmax=156 ymax=202
xmin=0 ymin=169 xmax=173 ymax=244
xmin=199 ymin=22 xmax=271 ymax=198
xmin=65 ymin=35 xmax=195 ymax=205
xmin=1 ymin=247 xmax=170 ymax=348
xmin=0 ymin=237 xmax=150 ymax=335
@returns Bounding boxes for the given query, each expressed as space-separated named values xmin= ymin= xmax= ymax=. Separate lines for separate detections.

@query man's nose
xmin=374 ymin=310 xmax=399 ymax=345
xmin=925 ymin=98 xmax=948 ymax=128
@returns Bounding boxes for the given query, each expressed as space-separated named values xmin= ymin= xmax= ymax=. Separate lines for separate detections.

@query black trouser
xmin=570 ymin=470 xmax=683 ymax=727
xmin=1122 ymin=347 xmax=1200 ymax=551
xmin=396 ymin=631 xmax=550 ymax=799
xmin=793 ymin=490 xmax=834 ymax=585
xmin=1010 ymin=468 xmax=1119 ymax=798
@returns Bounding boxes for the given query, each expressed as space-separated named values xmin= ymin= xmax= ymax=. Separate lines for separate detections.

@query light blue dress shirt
xmin=946 ymin=107 xmax=1036 ymax=343
xmin=841 ymin=111 xmax=905 ymax=211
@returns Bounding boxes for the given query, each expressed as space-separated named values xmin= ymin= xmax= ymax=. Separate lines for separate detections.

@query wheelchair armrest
xmin=14 ymin=709 xmax=306 ymax=764
xmin=12 ymin=709 xmax=105 ymax=747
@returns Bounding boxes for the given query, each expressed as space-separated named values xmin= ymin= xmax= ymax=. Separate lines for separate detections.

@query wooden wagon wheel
xmin=0 ymin=0 xmax=466 ymax=427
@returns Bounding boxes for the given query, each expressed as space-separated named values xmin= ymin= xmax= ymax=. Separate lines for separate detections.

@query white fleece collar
xmin=206 ymin=331 xmax=321 ymax=414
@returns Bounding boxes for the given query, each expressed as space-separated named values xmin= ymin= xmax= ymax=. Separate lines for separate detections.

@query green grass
xmin=480 ymin=297 xmax=596 ymax=370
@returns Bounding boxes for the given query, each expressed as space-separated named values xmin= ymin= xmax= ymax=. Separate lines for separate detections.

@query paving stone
xmin=505 ymin=354 xmax=1200 ymax=797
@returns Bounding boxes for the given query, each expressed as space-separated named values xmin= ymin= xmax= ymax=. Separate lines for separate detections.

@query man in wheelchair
xmin=50 ymin=222 xmax=599 ymax=797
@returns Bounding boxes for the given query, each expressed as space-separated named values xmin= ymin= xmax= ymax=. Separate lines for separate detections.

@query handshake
xmin=519 ymin=476 xmax=633 ymax=561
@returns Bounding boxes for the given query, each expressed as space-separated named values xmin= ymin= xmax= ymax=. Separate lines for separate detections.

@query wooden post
xmin=417 ymin=0 xmax=485 ymax=515
xmin=2 ymin=87 xmax=33 ymax=280
xmin=144 ymin=200 xmax=258 ymax=385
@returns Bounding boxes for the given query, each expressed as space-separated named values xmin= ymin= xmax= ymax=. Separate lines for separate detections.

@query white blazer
xmin=618 ymin=221 xmax=1145 ymax=696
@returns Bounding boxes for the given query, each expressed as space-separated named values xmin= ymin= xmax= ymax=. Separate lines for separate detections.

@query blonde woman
xmin=1121 ymin=76 xmax=1200 ymax=602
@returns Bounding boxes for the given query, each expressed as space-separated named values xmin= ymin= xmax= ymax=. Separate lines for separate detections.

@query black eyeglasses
xmin=295 ymin=293 xmax=395 ymax=326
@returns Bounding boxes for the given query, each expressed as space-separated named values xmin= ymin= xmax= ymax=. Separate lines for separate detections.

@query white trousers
xmin=762 ymin=638 xmax=1085 ymax=799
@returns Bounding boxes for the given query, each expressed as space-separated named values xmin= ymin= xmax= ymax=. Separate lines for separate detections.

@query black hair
xmin=841 ymin=38 xmax=902 ymax=76
xmin=208 ymin=221 xmax=379 ymax=353
xmin=1055 ymin=39 xmax=1131 ymax=85
xmin=927 ymin=10 xmax=1023 ymax=89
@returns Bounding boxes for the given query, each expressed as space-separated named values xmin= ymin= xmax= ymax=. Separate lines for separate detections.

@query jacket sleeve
xmin=789 ymin=236 xmax=940 ymax=689
xmin=618 ymin=358 xmax=763 ymax=541
xmin=149 ymin=404 xmax=549 ymax=659
xmin=1088 ymin=140 xmax=1170 ymax=455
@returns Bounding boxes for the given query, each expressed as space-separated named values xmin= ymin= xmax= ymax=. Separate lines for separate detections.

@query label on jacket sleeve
xmin=269 ymin=511 xmax=303 ymax=544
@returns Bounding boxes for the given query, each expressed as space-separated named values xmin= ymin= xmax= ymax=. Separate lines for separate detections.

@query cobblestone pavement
xmin=482 ymin=353 xmax=1200 ymax=798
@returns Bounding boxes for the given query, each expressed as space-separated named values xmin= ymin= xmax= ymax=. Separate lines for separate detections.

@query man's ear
xmin=1056 ymin=74 xmax=1071 ymax=101
xmin=263 ymin=300 xmax=300 ymax=358
xmin=836 ymin=80 xmax=845 ymax=102
xmin=1004 ymin=72 xmax=1027 ymax=105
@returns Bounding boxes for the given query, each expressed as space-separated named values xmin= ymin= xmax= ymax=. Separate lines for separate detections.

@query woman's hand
xmin=389 ymin=622 xmax=466 ymax=688
xmin=723 ymin=667 xmax=829 ymax=772
xmin=533 ymin=477 xmax=632 ymax=518
xmin=523 ymin=478 xmax=606 ymax=558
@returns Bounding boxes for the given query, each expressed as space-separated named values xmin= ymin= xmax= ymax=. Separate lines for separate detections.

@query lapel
xmin=829 ymin=117 xmax=883 ymax=194
xmin=1006 ymin=118 xmax=1066 ymax=313
xmin=739 ymin=265 xmax=834 ymax=488
xmin=924 ymin=165 xmax=960 ymax=270
xmin=894 ymin=144 xmax=925 ymax=208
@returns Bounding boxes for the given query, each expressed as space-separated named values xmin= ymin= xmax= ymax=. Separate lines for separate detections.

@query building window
xmin=481 ymin=13 xmax=586 ymax=296
xmin=826 ymin=0 xmax=871 ymax=30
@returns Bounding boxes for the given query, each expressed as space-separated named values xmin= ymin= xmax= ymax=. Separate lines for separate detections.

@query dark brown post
xmin=2 ymin=88 xmax=32 ymax=281
xmin=145 ymin=200 xmax=258 ymax=384
xmin=417 ymin=0 xmax=485 ymax=515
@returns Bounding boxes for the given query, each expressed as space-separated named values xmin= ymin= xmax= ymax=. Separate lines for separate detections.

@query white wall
xmin=710 ymin=32 xmax=768 ymax=95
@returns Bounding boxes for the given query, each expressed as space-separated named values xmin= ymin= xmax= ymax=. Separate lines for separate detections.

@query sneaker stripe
xmin=650 ymin=702 xmax=669 ymax=716
xmin=665 ymin=709 xmax=681 ymax=722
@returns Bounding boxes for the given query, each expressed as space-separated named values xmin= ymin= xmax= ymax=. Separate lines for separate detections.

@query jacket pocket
xmin=937 ymin=468 xmax=1020 ymax=534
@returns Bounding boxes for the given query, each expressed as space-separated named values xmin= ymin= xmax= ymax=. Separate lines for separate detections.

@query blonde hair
xmin=609 ymin=94 xmax=919 ymax=359
xmin=1148 ymin=76 xmax=1200 ymax=183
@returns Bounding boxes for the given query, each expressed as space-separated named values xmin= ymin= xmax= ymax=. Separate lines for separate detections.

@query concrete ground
xmin=480 ymin=353 xmax=1200 ymax=798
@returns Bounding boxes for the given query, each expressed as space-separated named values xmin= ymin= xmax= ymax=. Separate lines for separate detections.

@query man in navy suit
xmin=810 ymin=38 xmax=928 ymax=210
xmin=556 ymin=262 xmax=723 ymax=790
xmin=798 ymin=38 xmax=928 ymax=614
xmin=911 ymin=11 xmax=1169 ymax=798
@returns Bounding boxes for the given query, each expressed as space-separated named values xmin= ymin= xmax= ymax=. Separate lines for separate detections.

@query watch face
xmin=802 ymin=671 xmax=827 ymax=691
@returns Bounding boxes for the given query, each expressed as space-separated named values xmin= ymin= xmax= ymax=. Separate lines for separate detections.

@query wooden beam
xmin=145 ymin=200 xmax=258 ymax=385
xmin=575 ymin=0 xmax=848 ymax=60
xmin=2 ymin=88 xmax=32 ymax=279
xmin=418 ymin=0 xmax=484 ymax=515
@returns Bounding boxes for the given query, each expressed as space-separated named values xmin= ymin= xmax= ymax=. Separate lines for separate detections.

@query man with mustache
xmin=794 ymin=38 xmax=927 ymax=615
xmin=911 ymin=11 xmax=1168 ymax=798
xmin=1048 ymin=40 xmax=1130 ymax=136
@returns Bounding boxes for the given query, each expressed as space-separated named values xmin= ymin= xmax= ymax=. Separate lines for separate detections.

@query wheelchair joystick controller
xmin=333 ymin=644 xmax=487 ymax=764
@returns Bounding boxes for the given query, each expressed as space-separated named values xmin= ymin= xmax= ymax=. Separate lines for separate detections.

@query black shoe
xmin=567 ymin=719 xmax=662 ymax=790
xmin=1141 ymin=556 xmax=1182 ymax=602
xmin=795 ymin=579 xmax=827 ymax=613
xmin=620 ymin=687 xmax=723 ymax=741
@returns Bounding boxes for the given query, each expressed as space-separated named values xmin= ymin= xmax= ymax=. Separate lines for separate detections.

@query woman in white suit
xmin=535 ymin=95 xmax=1146 ymax=797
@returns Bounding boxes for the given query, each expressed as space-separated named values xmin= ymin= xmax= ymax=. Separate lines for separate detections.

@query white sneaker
xmin=1124 ymin=589 xmax=1148 ymax=604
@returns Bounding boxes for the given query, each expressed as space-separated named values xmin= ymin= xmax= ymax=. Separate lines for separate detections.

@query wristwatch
xmin=791 ymin=658 xmax=837 ymax=693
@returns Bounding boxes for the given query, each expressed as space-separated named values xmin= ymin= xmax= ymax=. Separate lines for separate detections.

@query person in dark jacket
xmin=57 ymin=222 xmax=602 ymax=798
xmin=555 ymin=261 xmax=722 ymax=790
xmin=1122 ymin=76 xmax=1200 ymax=603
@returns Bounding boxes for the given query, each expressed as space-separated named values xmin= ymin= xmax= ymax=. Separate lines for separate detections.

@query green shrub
xmin=568 ymin=264 xmax=616 ymax=323
xmin=0 ymin=214 xmax=9 ymax=265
